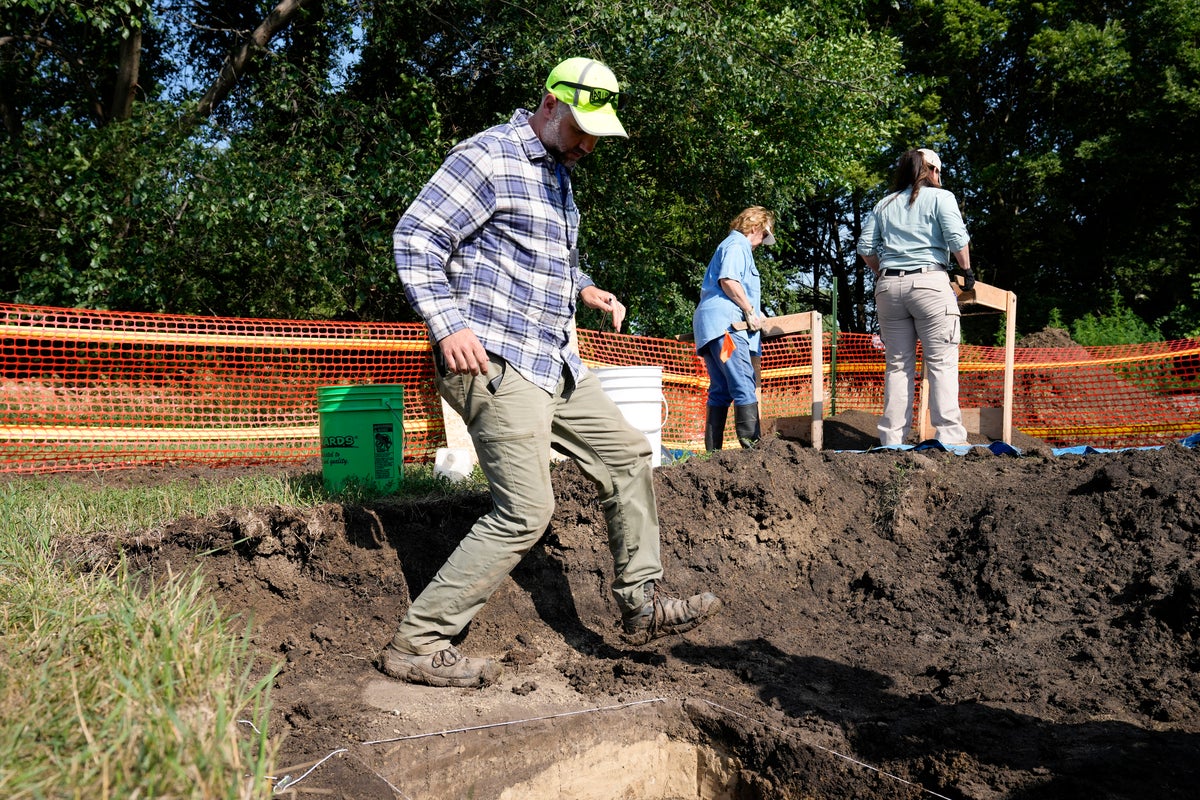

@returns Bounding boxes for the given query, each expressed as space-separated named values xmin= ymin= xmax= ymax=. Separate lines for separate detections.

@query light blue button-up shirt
xmin=857 ymin=186 xmax=970 ymax=270
xmin=692 ymin=230 xmax=761 ymax=353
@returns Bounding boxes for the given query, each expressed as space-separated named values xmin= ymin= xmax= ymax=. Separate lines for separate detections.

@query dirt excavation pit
xmin=341 ymin=681 xmax=891 ymax=799
xmin=96 ymin=411 xmax=1200 ymax=800
xmin=357 ymin=698 xmax=758 ymax=799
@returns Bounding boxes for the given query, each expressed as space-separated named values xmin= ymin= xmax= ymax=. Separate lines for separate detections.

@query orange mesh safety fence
xmin=831 ymin=334 xmax=1200 ymax=448
xmin=3 ymin=302 xmax=1200 ymax=474
xmin=1 ymin=303 xmax=438 ymax=473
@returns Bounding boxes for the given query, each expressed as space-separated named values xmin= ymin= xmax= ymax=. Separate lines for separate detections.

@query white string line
xmin=698 ymin=699 xmax=955 ymax=800
xmin=360 ymin=696 xmax=668 ymax=745
xmin=270 ymin=747 xmax=348 ymax=794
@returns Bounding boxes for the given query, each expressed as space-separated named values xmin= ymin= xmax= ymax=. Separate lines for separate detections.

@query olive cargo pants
xmin=390 ymin=357 xmax=663 ymax=655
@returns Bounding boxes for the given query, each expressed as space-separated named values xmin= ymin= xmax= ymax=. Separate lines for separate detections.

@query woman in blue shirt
xmin=692 ymin=206 xmax=776 ymax=450
xmin=857 ymin=149 xmax=975 ymax=446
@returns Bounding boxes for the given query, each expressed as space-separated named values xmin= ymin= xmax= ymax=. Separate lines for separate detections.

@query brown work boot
xmin=375 ymin=643 xmax=502 ymax=688
xmin=621 ymin=581 xmax=722 ymax=645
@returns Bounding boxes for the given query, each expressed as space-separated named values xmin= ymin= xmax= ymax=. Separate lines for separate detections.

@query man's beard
xmin=542 ymin=113 xmax=581 ymax=167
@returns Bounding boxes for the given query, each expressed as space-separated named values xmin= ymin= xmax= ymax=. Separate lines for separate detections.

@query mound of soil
xmin=106 ymin=415 xmax=1200 ymax=799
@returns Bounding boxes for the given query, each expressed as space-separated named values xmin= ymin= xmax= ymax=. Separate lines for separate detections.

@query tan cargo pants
xmin=875 ymin=269 xmax=968 ymax=446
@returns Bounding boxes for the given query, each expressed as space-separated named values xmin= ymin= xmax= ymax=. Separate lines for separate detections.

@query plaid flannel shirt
xmin=393 ymin=109 xmax=595 ymax=394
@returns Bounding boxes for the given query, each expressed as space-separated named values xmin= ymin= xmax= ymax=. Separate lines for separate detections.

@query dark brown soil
xmin=87 ymin=412 xmax=1200 ymax=799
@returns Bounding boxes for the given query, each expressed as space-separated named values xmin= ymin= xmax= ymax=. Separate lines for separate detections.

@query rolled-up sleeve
xmin=393 ymin=144 xmax=496 ymax=342
xmin=936 ymin=194 xmax=970 ymax=252
xmin=857 ymin=207 xmax=881 ymax=258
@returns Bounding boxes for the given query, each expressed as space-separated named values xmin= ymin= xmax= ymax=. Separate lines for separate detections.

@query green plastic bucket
xmin=317 ymin=385 xmax=404 ymax=492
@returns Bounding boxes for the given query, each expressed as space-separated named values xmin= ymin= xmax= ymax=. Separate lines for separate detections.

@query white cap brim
xmin=568 ymin=104 xmax=627 ymax=138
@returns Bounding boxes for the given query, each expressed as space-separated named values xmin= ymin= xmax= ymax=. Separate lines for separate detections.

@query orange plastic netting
xmin=2 ymin=302 xmax=1199 ymax=473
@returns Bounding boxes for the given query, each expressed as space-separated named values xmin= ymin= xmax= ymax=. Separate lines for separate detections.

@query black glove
xmin=959 ymin=269 xmax=976 ymax=292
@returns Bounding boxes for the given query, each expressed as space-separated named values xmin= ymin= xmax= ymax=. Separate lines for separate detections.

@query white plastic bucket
xmin=592 ymin=366 xmax=669 ymax=467
xmin=434 ymin=447 xmax=476 ymax=482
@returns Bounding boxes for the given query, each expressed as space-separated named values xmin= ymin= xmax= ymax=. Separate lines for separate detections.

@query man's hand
xmin=437 ymin=328 xmax=490 ymax=375
xmin=959 ymin=269 xmax=976 ymax=292
xmin=581 ymin=285 xmax=626 ymax=332
xmin=744 ymin=310 xmax=765 ymax=332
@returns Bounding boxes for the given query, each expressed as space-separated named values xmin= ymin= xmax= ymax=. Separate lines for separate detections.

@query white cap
xmin=918 ymin=148 xmax=942 ymax=169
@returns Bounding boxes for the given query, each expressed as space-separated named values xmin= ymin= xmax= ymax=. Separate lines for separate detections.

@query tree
xmin=3 ymin=0 xmax=909 ymax=330
xmin=1 ymin=0 xmax=160 ymax=133
xmin=350 ymin=0 xmax=907 ymax=334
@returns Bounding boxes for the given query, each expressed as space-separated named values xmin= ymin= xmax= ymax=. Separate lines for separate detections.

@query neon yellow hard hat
xmin=546 ymin=57 xmax=628 ymax=138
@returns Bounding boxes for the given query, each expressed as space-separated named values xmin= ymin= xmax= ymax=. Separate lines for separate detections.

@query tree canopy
xmin=3 ymin=0 xmax=1198 ymax=340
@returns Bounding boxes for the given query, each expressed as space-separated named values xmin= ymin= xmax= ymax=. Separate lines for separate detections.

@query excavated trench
xmin=346 ymin=690 xmax=913 ymax=799
xmin=116 ymin=438 xmax=1200 ymax=799
xmin=357 ymin=699 xmax=798 ymax=799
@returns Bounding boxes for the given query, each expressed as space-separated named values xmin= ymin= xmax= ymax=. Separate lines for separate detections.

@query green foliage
xmin=351 ymin=1 xmax=908 ymax=335
xmin=1157 ymin=291 xmax=1200 ymax=339
xmin=0 ymin=0 xmax=162 ymax=127
xmin=1046 ymin=291 xmax=1163 ymax=346
xmin=1067 ymin=290 xmax=1163 ymax=347
xmin=9 ymin=0 xmax=1200 ymax=346
xmin=4 ymin=0 xmax=907 ymax=333
xmin=873 ymin=0 xmax=1200 ymax=341
xmin=3 ymin=82 xmax=445 ymax=319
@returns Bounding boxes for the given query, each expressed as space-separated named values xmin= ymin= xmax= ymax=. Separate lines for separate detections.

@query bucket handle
xmin=383 ymin=398 xmax=405 ymax=427
xmin=640 ymin=391 xmax=669 ymax=435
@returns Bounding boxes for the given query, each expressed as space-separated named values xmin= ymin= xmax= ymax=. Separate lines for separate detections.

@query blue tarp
xmin=866 ymin=440 xmax=1022 ymax=456
xmin=666 ymin=432 xmax=1200 ymax=462
xmin=857 ymin=431 xmax=1200 ymax=457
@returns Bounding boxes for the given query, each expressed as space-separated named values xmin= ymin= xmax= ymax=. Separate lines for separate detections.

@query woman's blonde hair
xmin=729 ymin=206 xmax=775 ymax=236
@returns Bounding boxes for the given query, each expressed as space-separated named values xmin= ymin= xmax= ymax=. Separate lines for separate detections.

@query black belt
xmin=880 ymin=266 xmax=947 ymax=277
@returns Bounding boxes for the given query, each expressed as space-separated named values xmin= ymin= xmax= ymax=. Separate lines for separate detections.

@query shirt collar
xmin=513 ymin=108 xmax=546 ymax=161
xmin=512 ymin=107 xmax=574 ymax=172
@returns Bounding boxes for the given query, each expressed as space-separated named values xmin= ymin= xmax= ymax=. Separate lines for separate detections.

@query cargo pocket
xmin=945 ymin=299 xmax=962 ymax=345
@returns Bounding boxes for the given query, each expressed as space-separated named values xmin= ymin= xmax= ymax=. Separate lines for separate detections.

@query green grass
xmin=0 ymin=535 xmax=278 ymax=798
xmin=0 ymin=464 xmax=487 ymax=798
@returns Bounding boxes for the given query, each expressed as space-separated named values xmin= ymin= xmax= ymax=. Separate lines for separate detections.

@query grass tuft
xmin=0 ymin=529 xmax=278 ymax=798
xmin=0 ymin=461 xmax=490 ymax=797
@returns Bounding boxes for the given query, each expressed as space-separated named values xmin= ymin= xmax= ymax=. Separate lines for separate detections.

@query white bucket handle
xmin=638 ymin=391 xmax=669 ymax=435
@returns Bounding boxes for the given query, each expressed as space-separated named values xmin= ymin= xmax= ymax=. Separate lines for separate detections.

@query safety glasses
xmin=550 ymin=80 xmax=628 ymax=110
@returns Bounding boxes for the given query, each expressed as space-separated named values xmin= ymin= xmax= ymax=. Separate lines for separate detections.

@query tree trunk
xmin=189 ymin=0 xmax=317 ymax=123
xmin=109 ymin=20 xmax=141 ymax=123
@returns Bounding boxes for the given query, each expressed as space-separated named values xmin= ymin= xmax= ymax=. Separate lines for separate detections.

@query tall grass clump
xmin=0 ymin=481 xmax=284 ymax=798
xmin=0 ymin=462 xmax=489 ymax=796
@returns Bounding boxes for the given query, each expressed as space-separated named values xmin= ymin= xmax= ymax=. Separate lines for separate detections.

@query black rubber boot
xmin=734 ymin=403 xmax=761 ymax=448
xmin=704 ymin=405 xmax=729 ymax=452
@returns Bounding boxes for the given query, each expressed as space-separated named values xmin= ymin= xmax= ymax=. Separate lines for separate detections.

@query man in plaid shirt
xmin=378 ymin=57 xmax=722 ymax=688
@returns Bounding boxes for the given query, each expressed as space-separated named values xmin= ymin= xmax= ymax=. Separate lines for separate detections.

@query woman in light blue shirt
xmin=692 ymin=206 xmax=776 ymax=450
xmin=857 ymin=149 xmax=975 ymax=446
